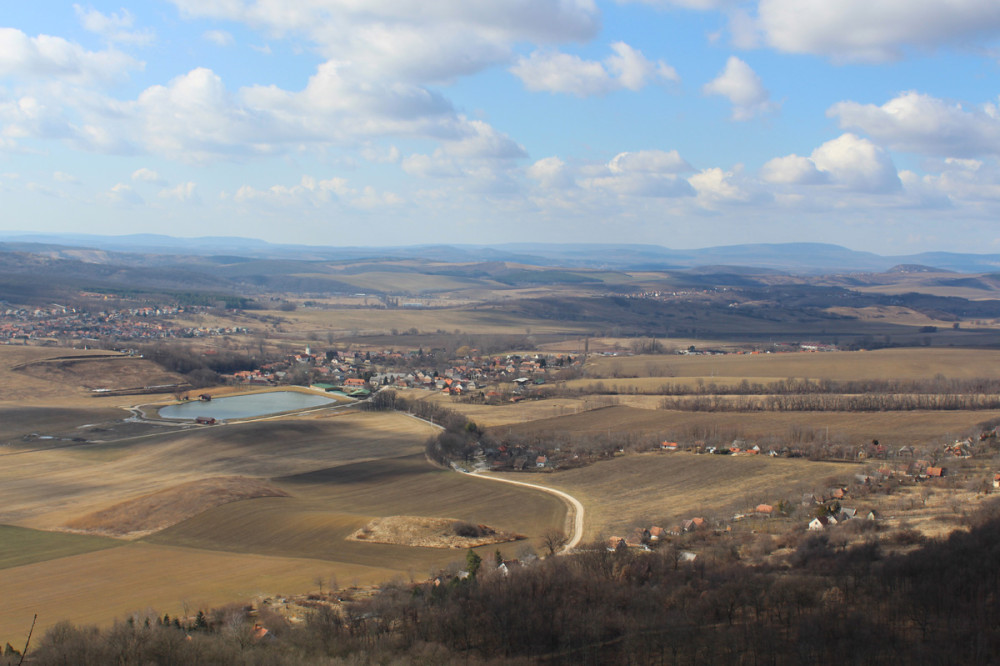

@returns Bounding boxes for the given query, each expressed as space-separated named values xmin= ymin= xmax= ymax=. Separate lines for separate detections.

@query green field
xmin=0 ymin=525 xmax=120 ymax=570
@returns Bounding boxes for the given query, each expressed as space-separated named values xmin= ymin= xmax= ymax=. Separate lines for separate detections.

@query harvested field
xmin=0 ymin=525 xmax=119 ymax=570
xmin=494 ymin=405 xmax=996 ymax=448
xmin=150 ymin=454 xmax=565 ymax=564
xmin=0 ymin=543 xmax=402 ymax=645
xmin=348 ymin=516 xmax=524 ymax=549
xmin=0 ymin=404 xmax=130 ymax=441
xmin=0 ymin=412 xmax=437 ymax=530
xmin=64 ymin=476 xmax=292 ymax=539
xmin=585 ymin=348 xmax=1000 ymax=381
xmin=524 ymin=452 xmax=856 ymax=540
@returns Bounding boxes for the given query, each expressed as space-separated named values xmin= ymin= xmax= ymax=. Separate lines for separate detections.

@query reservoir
xmin=158 ymin=391 xmax=338 ymax=421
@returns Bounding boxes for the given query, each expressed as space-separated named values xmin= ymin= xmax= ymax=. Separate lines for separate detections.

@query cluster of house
xmin=608 ymin=520 xmax=711 ymax=552
xmin=223 ymin=347 xmax=581 ymax=399
xmin=0 ymin=303 xmax=248 ymax=342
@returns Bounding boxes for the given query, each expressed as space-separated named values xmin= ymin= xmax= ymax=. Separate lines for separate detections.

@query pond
xmin=157 ymin=391 xmax=338 ymax=421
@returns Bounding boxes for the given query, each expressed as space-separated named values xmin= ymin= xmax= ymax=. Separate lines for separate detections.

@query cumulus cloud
xmin=168 ymin=0 xmax=600 ymax=83
xmin=608 ymin=149 xmax=692 ymax=174
xmin=756 ymin=0 xmax=1000 ymax=62
xmin=702 ymin=56 xmax=777 ymax=120
xmin=829 ymin=91 xmax=1000 ymax=158
xmin=689 ymin=167 xmax=751 ymax=203
xmin=810 ymin=133 xmax=901 ymax=193
xmin=0 ymin=27 xmax=142 ymax=84
xmin=759 ymin=154 xmax=827 ymax=184
xmin=582 ymin=149 xmax=696 ymax=197
xmin=527 ymin=156 xmax=574 ymax=189
xmin=74 ymin=5 xmax=154 ymax=45
xmin=512 ymin=42 xmax=678 ymax=97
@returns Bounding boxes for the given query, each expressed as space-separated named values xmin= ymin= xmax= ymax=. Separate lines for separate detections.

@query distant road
xmin=402 ymin=411 xmax=585 ymax=553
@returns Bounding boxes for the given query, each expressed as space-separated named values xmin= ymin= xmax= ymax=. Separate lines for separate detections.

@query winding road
xmin=403 ymin=412 xmax=585 ymax=553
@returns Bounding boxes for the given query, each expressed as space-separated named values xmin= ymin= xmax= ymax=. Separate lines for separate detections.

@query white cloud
xmin=582 ymin=150 xmax=696 ymax=197
xmin=756 ymin=0 xmax=1000 ymax=62
xmin=608 ymin=149 xmax=692 ymax=174
xmin=168 ymin=0 xmax=600 ymax=83
xmin=74 ymin=5 xmax=154 ymax=45
xmin=702 ymin=56 xmax=777 ymax=120
xmin=131 ymin=167 xmax=165 ymax=184
xmin=810 ymin=133 xmax=901 ymax=193
xmin=233 ymin=174 xmax=399 ymax=209
xmin=829 ymin=91 xmax=1000 ymax=158
xmin=759 ymin=154 xmax=827 ymax=184
xmin=528 ymin=156 xmax=574 ymax=189
xmin=0 ymin=28 xmax=142 ymax=84
xmin=512 ymin=42 xmax=678 ymax=97
xmin=203 ymin=29 xmax=235 ymax=47
xmin=102 ymin=182 xmax=143 ymax=205
xmin=159 ymin=181 xmax=198 ymax=202
xmin=689 ymin=167 xmax=751 ymax=203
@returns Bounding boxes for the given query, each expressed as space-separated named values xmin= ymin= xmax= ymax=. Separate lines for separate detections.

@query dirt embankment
xmin=63 ymin=476 xmax=290 ymax=539
xmin=348 ymin=516 xmax=524 ymax=549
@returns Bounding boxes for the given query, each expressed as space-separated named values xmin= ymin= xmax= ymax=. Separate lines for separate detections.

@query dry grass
xmin=348 ymin=516 xmax=523 ymax=549
xmin=524 ymin=452 xmax=856 ymax=540
xmin=585 ymin=348 xmax=1000 ymax=381
xmin=0 ymin=542 xmax=403 ymax=645
xmin=64 ymin=476 xmax=291 ymax=539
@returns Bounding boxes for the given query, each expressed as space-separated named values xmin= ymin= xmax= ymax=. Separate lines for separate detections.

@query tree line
xmin=573 ymin=376 xmax=1000 ymax=397
xmin=15 ymin=500 xmax=1000 ymax=665
xmin=657 ymin=392 xmax=1000 ymax=412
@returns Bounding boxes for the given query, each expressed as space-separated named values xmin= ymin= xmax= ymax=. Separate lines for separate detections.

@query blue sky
xmin=3 ymin=1 xmax=1000 ymax=253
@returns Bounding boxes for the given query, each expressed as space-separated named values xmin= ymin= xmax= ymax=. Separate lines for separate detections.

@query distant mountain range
xmin=0 ymin=232 xmax=996 ymax=274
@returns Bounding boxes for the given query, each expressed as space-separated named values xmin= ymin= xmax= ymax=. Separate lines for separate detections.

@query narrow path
xmin=468 ymin=471 xmax=585 ymax=553
xmin=402 ymin=411 xmax=585 ymax=553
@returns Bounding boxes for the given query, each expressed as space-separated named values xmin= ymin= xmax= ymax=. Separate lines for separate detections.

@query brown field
xmin=495 ymin=405 xmax=996 ymax=448
xmin=585 ymin=348 xmax=1000 ymax=381
xmin=0 ymin=543 xmax=402 ymax=644
xmin=0 ymin=404 xmax=131 ymax=441
xmin=149 ymin=454 xmax=564 ymax=564
xmin=1 ymin=411 xmax=437 ymax=530
xmin=15 ymin=355 xmax=187 ymax=392
xmin=523 ymin=452 xmax=857 ymax=540
xmin=65 ymin=476 xmax=292 ymax=539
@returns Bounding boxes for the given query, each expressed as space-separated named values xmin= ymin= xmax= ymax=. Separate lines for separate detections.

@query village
xmin=0 ymin=303 xmax=249 ymax=342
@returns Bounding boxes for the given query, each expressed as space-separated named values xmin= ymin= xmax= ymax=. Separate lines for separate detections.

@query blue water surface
xmin=158 ymin=391 xmax=336 ymax=421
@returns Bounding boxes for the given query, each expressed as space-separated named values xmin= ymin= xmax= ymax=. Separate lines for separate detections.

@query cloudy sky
xmin=3 ymin=1 xmax=1000 ymax=252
